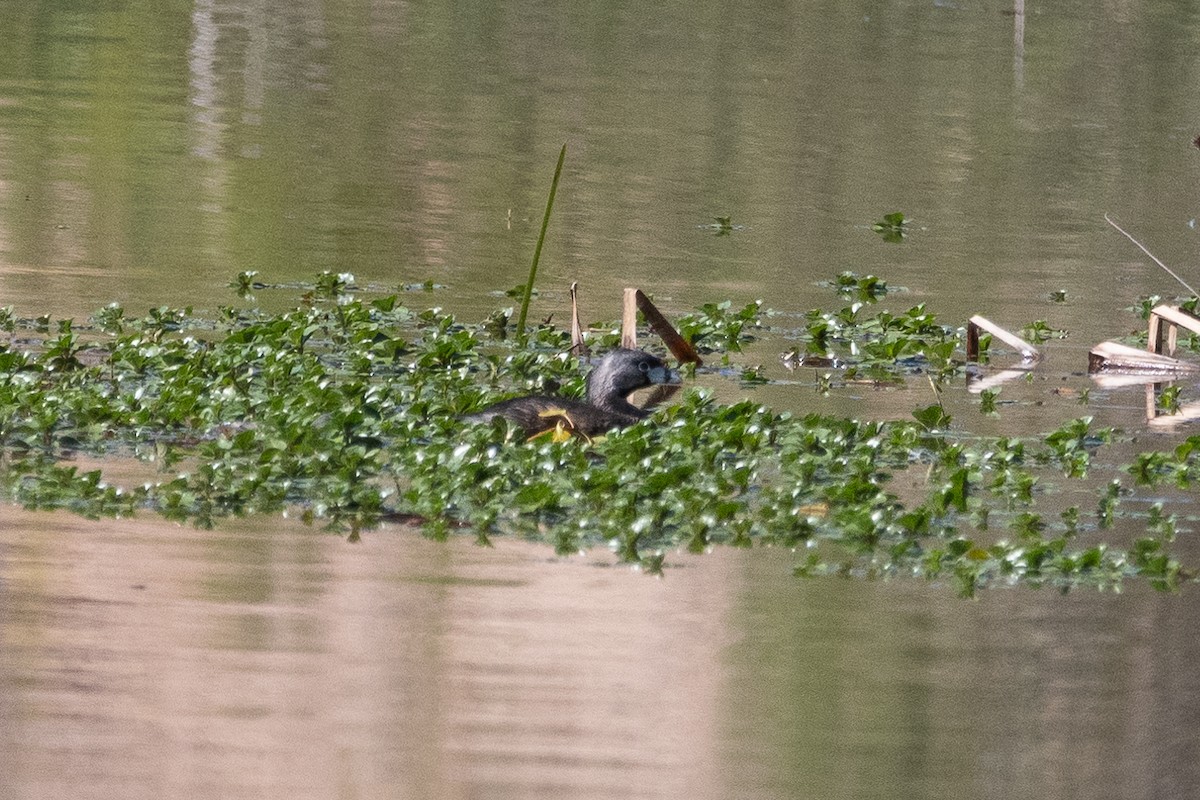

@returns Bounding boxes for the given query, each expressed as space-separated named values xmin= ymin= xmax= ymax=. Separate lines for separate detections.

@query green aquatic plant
xmin=978 ymin=388 xmax=1000 ymax=415
xmin=1126 ymin=435 xmax=1200 ymax=488
xmin=1020 ymin=319 xmax=1067 ymax=344
xmin=674 ymin=300 xmax=763 ymax=353
xmin=872 ymin=212 xmax=909 ymax=243
xmin=0 ymin=271 xmax=1192 ymax=596
xmin=1038 ymin=416 xmax=1112 ymax=478
xmin=314 ymin=270 xmax=356 ymax=298
xmin=830 ymin=271 xmax=891 ymax=301
xmin=1156 ymin=385 xmax=1183 ymax=415
xmin=797 ymin=295 xmax=959 ymax=385
xmin=699 ymin=216 xmax=743 ymax=235
xmin=230 ymin=270 xmax=260 ymax=299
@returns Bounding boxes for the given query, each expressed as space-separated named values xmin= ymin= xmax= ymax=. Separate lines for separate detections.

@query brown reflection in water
xmin=0 ymin=508 xmax=735 ymax=800
xmin=440 ymin=548 xmax=731 ymax=797
xmin=5 ymin=505 xmax=1200 ymax=800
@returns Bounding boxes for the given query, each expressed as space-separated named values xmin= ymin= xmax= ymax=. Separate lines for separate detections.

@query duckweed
xmin=0 ymin=272 xmax=1193 ymax=596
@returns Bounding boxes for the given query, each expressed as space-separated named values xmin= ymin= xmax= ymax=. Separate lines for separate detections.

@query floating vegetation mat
xmin=0 ymin=271 xmax=1196 ymax=597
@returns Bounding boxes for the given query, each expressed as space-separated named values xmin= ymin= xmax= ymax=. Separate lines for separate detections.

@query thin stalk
xmin=1105 ymin=213 xmax=1199 ymax=298
xmin=517 ymin=144 xmax=567 ymax=344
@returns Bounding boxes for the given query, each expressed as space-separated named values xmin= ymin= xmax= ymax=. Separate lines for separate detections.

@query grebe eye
xmin=638 ymin=361 xmax=650 ymax=372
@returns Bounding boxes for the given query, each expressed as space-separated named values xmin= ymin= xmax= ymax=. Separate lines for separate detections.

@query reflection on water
xmin=0 ymin=508 xmax=735 ymax=799
xmin=1 ymin=0 xmax=1198 ymax=332
xmin=3 ymin=507 xmax=1200 ymax=800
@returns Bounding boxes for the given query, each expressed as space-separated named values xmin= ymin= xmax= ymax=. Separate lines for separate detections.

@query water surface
xmin=3 ymin=508 xmax=1199 ymax=800
xmin=2 ymin=1 xmax=1200 ymax=797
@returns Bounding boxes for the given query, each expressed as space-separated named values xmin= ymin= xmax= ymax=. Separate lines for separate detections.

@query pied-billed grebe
xmin=466 ymin=349 xmax=673 ymax=438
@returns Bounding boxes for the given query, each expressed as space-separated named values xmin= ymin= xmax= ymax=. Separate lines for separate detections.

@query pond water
xmin=3 ymin=0 xmax=1200 ymax=797
xmin=4 ymin=507 xmax=1200 ymax=800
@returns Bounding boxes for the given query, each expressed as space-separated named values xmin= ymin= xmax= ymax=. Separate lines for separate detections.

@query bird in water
xmin=465 ymin=349 xmax=674 ymax=439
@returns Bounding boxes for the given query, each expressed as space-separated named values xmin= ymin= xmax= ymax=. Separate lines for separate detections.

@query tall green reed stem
xmin=517 ymin=143 xmax=566 ymax=344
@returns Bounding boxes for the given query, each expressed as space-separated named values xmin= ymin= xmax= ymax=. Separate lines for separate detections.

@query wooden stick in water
xmin=966 ymin=315 xmax=1040 ymax=363
xmin=634 ymin=290 xmax=702 ymax=365
xmin=1089 ymin=339 xmax=1198 ymax=373
xmin=620 ymin=287 xmax=703 ymax=364
xmin=621 ymin=288 xmax=639 ymax=349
